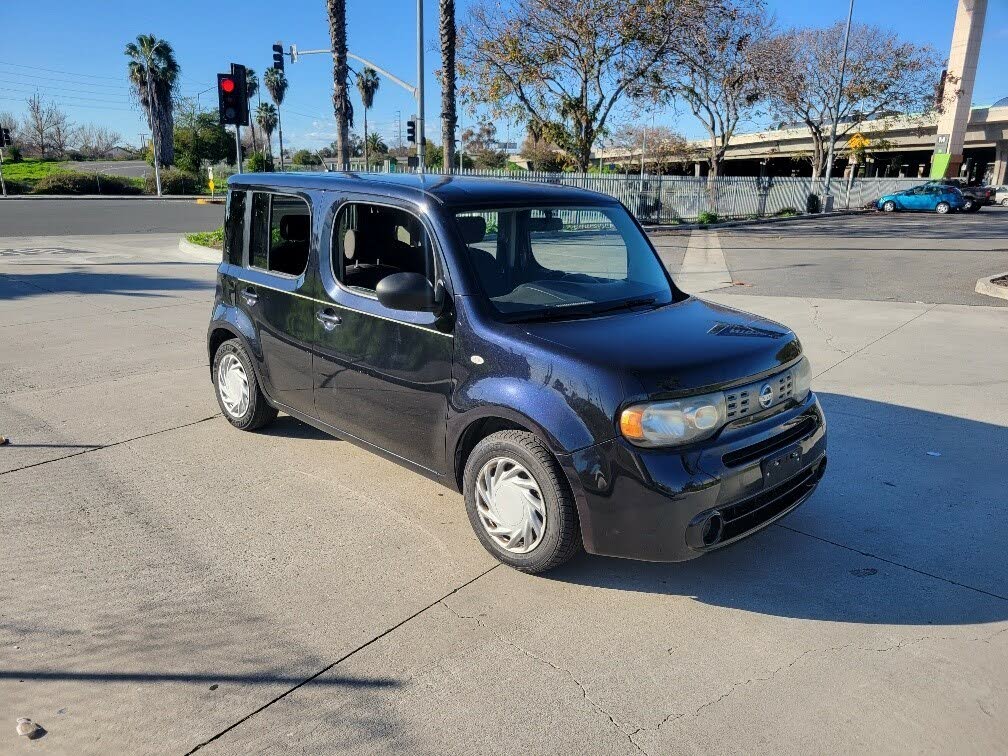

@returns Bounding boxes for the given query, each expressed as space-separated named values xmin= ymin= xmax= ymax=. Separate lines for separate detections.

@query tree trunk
xmin=277 ymin=109 xmax=284 ymax=170
xmin=363 ymin=108 xmax=368 ymax=167
xmin=439 ymin=0 xmax=457 ymax=174
xmin=328 ymin=0 xmax=351 ymax=170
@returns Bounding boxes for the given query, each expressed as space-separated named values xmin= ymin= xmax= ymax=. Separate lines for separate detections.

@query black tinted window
xmin=332 ymin=203 xmax=434 ymax=293
xmin=249 ymin=193 xmax=311 ymax=276
xmin=224 ymin=190 xmax=245 ymax=265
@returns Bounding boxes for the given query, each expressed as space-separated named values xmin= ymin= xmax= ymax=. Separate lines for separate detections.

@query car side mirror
xmin=376 ymin=272 xmax=436 ymax=312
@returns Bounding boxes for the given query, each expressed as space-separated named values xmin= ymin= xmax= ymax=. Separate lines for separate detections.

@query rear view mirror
xmin=376 ymin=272 xmax=436 ymax=312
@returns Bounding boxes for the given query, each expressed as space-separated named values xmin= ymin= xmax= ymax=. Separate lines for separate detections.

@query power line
xmin=0 ymin=96 xmax=137 ymax=113
xmin=0 ymin=87 xmax=137 ymax=109
xmin=0 ymin=79 xmax=132 ymax=101
xmin=0 ymin=60 xmax=126 ymax=81
xmin=0 ymin=68 xmax=130 ymax=92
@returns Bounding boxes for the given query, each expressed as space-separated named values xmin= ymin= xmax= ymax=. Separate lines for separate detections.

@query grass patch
xmin=186 ymin=227 xmax=224 ymax=249
xmin=696 ymin=211 xmax=721 ymax=225
xmin=0 ymin=159 xmax=69 ymax=183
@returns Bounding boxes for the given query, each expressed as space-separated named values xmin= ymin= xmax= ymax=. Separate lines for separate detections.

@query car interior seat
xmin=271 ymin=214 xmax=310 ymax=276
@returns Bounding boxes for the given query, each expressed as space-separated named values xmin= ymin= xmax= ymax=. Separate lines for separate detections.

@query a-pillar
xmin=931 ymin=0 xmax=988 ymax=178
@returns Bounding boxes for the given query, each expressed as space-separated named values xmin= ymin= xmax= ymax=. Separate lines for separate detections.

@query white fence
xmin=267 ymin=163 xmax=926 ymax=223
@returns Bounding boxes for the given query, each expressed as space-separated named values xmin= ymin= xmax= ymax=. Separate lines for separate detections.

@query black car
xmin=208 ymin=174 xmax=827 ymax=573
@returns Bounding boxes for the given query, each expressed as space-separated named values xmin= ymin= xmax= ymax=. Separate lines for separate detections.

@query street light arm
xmin=288 ymin=46 xmax=418 ymax=98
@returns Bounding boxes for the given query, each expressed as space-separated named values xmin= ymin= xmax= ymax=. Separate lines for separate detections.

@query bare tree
xmin=77 ymin=124 xmax=122 ymax=159
xmin=459 ymin=0 xmax=685 ymax=171
xmin=610 ymin=123 xmax=690 ymax=174
xmin=653 ymin=0 xmax=777 ymax=178
xmin=49 ymin=105 xmax=78 ymax=158
xmin=0 ymin=111 xmax=19 ymax=142
xmin=460 ymin=120 xmax=507 ymax=168
xmin=769 ymin=23 xmax=940 ymax=179
xmin=24 ymin=94 xmax=60 ymax=158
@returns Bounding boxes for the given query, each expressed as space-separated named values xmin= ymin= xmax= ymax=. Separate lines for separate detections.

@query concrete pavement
xmin=2 ymin=224 xmax=1006 ymax=753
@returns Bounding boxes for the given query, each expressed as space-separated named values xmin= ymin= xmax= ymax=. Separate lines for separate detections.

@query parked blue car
xmin=877 ymin=183 xmax=965 ymax=214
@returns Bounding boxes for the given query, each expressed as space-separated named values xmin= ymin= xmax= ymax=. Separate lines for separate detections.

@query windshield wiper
xmin=588 ymin=295 xmax=657 ymax=315
xmin=507 ymin=296 xmax=657 ymax=324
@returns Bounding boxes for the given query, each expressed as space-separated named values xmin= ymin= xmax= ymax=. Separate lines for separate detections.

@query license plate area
xmin=762 ymin=444 xmax=802 ymax=487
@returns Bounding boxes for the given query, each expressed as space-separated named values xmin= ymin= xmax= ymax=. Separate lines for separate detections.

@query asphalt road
xmin=64 ymin=159 xmax=151 ymax=178
xmin=714 ymin=206 xmax=1008 ymax=307
xmin=1 ymin=207 xmax=1007 ymax=751
xmin=0 ymin=198 xmax=223 ymax=237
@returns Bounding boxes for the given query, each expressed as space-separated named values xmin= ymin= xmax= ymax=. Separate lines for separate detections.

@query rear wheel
xmin=935 ymin=201 xmax=950 ymax=215
xmin=463 ymin=430 xmax=582 ymax=573
xmin=213 ymin=339 xmax=278 ymax=431
xmin=882 ymin=200 xmax=896 ymax=212
xmin=1000 ymin=198 xmax=1008 ymax=207
xmin=962 ymin=197 xmax=975 ymax=211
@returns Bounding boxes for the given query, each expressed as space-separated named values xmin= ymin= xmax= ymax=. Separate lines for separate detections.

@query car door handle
xmin=316 ymin=308 xmax=342 ymax=330
xmin=240 ymin=286 xmax=258 ymax=305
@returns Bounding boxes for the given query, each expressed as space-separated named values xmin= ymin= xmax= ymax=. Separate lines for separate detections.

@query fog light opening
xmin=702 ymin=512 xmax=724 ymax=547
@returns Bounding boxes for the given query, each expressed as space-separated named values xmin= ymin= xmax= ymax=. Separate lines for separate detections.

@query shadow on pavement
xmin=549 ymin=392 xmax=1008 ymax=626
xmin=0 ymin=269 xmax=212 ymax=300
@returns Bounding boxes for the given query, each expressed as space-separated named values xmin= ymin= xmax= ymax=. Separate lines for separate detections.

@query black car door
xmin=233 ymin=190 xmax=317 ymax=416
xmin=312 ymin=196 xmax=454 ymax=475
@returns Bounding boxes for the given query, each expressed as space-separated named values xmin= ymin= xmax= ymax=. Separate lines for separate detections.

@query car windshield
xmin=453 ymin=204 xmax=675 ymax=321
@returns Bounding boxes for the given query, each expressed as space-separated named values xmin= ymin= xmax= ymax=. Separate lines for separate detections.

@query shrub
xmin=696 ymin=211 xmax=720 ymax=225
xmin=776 ymin=207 xmax=799 ymax=217
xmin=186 ymin=227 xmax=224 ymax=249
xmin=291 ymin=149 xmax=321 ymax=166
xmin=145 ymin=168 xmax=200 ymax=195
xmin=805 ymin=193 xmax=821 ymax=214
xmin=5 ymin=145 xmax=23 ymax=163
xmin=31 ymin=171 xmax=142 ymax=195
xmin=246 ymin=151 xmax=274 ymax=172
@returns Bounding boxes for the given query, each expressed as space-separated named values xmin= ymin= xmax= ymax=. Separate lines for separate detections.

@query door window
xmin=331 ymin=203 xmax=435 ymax=294
xmin=249 ymin=192 xmax=311 ymax=276
xmin=224 ymin=190 xmax=246 ymax=265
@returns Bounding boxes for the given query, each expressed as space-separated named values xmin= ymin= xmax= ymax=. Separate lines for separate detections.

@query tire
xmin=463 ymin=430 xmax=582 ymax=573
xmin=935 ymin=201 xmax=950 ymax=215
xmin=962 ymin=198 xmax=974 ymax=211
xmin=882 ymin=201 xmax=896 ymax=212
xmin=1000 ymin=198 xmax=1008 ymax=207
xmin=967 ymin=204 xmax=982 ymax=213
xmin=212 ymin=339 xmax=278 ymax=431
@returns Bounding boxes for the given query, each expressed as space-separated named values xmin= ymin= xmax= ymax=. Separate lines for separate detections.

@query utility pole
xmin=822 ymin=0 xmax=854 ymax=210
xmin=396 ymin=109 xmax=402 ymax=151
xmin=0 ymin=148 xmax=6 ymax=198
xmin=416 ymin=0 xmax=426 ymax=174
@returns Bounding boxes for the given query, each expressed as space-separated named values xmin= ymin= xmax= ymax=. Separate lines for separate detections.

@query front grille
xmin=725 ymin=368 xmax=795 ymax=421
xmin=722 ymin=415 xmax=818 ymax=468
xmin=718 ymin=459 xmax=825 ymax=543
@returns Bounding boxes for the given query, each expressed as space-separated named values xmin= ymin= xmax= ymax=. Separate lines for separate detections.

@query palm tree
xmin=263 ymin=67 xmax=288 ymax=170
xmin=327 ymin=0 xmax=353 ymax=170
xmin=125 ymin=34 xmax=179 ymax=195
xmin=356 ymin=67 xmax=380 ymax=168
xmin=256 ymin=103 xmax=278 ymax=166
xmin=439 ymin=0 xmax=457 ymax=174
xmin=366 ymin=131 xmax=387 ymax=158
xmin=245 ymin=67 xmax=259 ymax=153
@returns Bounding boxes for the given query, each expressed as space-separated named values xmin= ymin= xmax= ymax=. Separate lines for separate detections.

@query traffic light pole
xmin=234 ymin=125 xmax=243 ymax=174
xmin=0 ymin=148 xmax=6 ymax=198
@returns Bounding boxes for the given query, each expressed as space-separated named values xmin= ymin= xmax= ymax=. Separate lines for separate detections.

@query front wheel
xmin=882 ymin=200 xmax=897 ymax=212
xmin=935 ymin=201 xmax=950 ymax=215
xmin=463 ymin=430 xmax=582 ymax=573
xmin=962 ymin=198 xmax=975 ymax=211
xmin=1000 ymin=198 xmax=1008 ymax=207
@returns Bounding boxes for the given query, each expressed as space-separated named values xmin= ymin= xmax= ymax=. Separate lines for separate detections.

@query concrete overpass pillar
xmin=931 ymin=0 xmax=987 ymax=178
xmin=993 ymin=140 xmax=1008 ymax=185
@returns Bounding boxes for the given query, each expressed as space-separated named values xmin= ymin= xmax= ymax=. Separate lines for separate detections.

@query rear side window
xmin=224 ymin=190 xmax=245 ymax=265
xmin=249 ymin=192 xmax=311 ymax=276
xmin=331 ymin=203 xmax=435 ymax=294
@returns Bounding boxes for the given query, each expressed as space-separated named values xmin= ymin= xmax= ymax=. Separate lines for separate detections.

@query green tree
xmin=125 ymin=34 xmax=180 ymax=166
xmin=264 ymin=67 xmax=288 ymax=169
xmin=356 ymin=67 xmax=380 ymax=167
xmin=327 ymin=0 xmax=354 ymax=169
xmin=256 ymin=103 xmax=278 ymax=165
xmin=291 ymin=149 xmax=321 ymax=166
xmin=366 ymin=131 xmax=388 ymax=159
xmin=439 ymin=0 xmax=457 ymax=173
xmin=174 ymin=107 xmax=236 ymax=173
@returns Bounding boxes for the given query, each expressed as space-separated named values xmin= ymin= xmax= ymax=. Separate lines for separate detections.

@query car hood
xmin=519 ymin=296 xmax=802 ymax=398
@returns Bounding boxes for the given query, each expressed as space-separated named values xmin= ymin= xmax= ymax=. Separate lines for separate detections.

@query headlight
xmin=619 ymin=391 xmax=727 ymax=448
xmin=793 ymin=356 xmax=812 ymax=401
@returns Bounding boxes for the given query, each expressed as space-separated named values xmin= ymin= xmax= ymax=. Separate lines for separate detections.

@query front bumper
xmin=563 ymin=392 xmax=826 ymax=561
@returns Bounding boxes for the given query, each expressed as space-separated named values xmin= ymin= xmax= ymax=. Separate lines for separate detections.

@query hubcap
xmin=217 ymin=353 xmax=249 ymax=418
xmin=937 ymin=203 xmax=948 ymax=214
xmin=475 ymin=457 xmax=547 ymax=554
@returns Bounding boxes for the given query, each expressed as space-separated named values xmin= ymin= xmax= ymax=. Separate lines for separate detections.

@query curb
xmin=975 ymin=272 xmax=1008 ymax=301
xmin=646 ymin=209 xmax=872 ymax=234
xmin=178 ymin=236 xmax=222 ymax=263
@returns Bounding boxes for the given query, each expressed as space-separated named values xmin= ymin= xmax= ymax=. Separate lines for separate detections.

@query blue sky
xmin=1 ymin=0 xmax=1006 ymax=149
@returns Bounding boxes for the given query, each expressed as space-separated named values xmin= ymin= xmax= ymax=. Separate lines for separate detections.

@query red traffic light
xmin=220 ymin=77 xmax=235 ymax=93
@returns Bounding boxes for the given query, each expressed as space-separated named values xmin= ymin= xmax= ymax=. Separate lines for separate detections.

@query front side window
xmin=332 ymin=203 xmax=435 ymax=294
xmin=248 ymin=192 xmax=311 ymax=276
xmin=453 ymin=205 xmax=674 ymax=321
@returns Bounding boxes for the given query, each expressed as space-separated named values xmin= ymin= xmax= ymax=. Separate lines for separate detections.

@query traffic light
xmin=0 ymin=128 xmax=11 ymax=147
xmin=272 ymin=43 xmax=284 ymax=71
xmin=217 ymin=64 xmax=249 ymax=126
xmin=406 ymin=120 xmax=416 ymax=143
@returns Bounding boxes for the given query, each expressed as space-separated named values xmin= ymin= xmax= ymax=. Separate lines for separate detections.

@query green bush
xmin=246 ymin=151 xmax=274 ymax=172
xmin=4 ymin=145 xmax=23 ymax=163
xmin=31 ymin=171 xmax=143 ymax=195
xmin=291 ymin=149 xmax=321 ymax=166
xmin=145 ymin=168 xmax=200 ymax=195
xmin=186 ymin=227 xmax=224 ymax=249
xmin=805 ymin=193 xmax=821 ymax=214
xmin=696 ymin=211 xmax=720 ymax=225
xmin=776 ymin=207 xmax=799 ymax=217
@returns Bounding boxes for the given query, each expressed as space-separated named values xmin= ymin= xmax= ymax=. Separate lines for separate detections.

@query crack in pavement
xmin=440 ymin=600 xmax=648 ymax=755
xmin=807 ymin=300 xmax=849 ymax=355
xmin=184 ymin=564 xmax=500 ymax=754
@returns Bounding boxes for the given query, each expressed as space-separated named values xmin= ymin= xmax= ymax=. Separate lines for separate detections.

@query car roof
xmin=226 ymin=172 xmax=620 ymax=208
